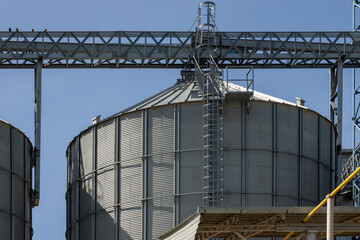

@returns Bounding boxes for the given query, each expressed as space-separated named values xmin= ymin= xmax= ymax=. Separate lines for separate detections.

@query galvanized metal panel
xmin=223 ymin=150 xmax=241 ymax=193
xmin=70 ymin=225 xmax=76 ymax=240
xmin=247 ymin=194 xmax=272 ymax=206
xmin=96 ymin=121 xmax=115 ymax=210
xmin=79 ymin=176 xmax=92 ymax=218
xmin=303 ymin=157 xmax=318 ymax=203
xmin=321 ymin=165 xmax=331 ymax=199
xmin=120 ymin=112 xmax=142 ymax=161
xmin=278 ymin=153 xmax=299 ymax=203
xmin=147 ymin=196 xmax=173 ymax=240
xmin=0 ymin=121 xmax=10 ymax=169
xmin=80 ymin=129 xmax=93 ymax=176
xmin=223 ymin=102 xmax=241 ymax=147
xmin=303 ymin=200 xmax=316 ymax=206
xmin=71 ymin=138 xmax=80 ymax=184
xmin=119 ymin=202 xmax=142 ymax=240
xmin=15 ymin=177 xmax=25 ymax=217
xmin=15 ymin=217 xmax=25 ymax=240
xmin=0 ymin=170 xmax=10 ymax=211
xmin=303 ymin=111 xmax=318 ymax=159
xmin=97 ymin=120 xmax=115 ymax=168
xmin=180 ymin=102 xmax=202 ymax=150
xmin=79 ymin=130 xmax=93 ymax=220
xmin=13 ymin=131 xmax=24 ymax=178
xmin=96 ymin=168 xmax=114 ymax=209
xmin=119 ymin=158 xmax=142 ymax=202
xmin=248 ymin=101 xmax=273 ymax=149
xmin=0 ymin=212 xmax=10 ymax=239
xmin=247 ymin=150 xmax=272 ymax=206
xmin=223 ymin=193 xmax=241 ymax=207
xmin=179 ymin=195 xmax=202 ymax=223
xmin=70 ymin=183 xmax=78 ymax=224
xmin=247 ymin=151 xmax=272 ymax=193
xmin=148 ymin=106 xmax=174 ymax=154
xmin=278 ymin=196 xmax=298 ymax=206
xmin=179 ymin=151 xmax=202 ymax=194
xmin=79 ymin=215 xmax=91 ymax=240
xmin=277 ymin=104 xmax=298 ymax=154
xmin=320 ymin=118 xmax=331 ymax=167
xmin=148 ymin=153 xmax=174 ymax=197
xmin=96 ymin=209 xmax=114 ymax=240
xmin=25 ymin=140 xmax=31 ymax=184
xmin=119 ymin=112 xmax=143 ymax=239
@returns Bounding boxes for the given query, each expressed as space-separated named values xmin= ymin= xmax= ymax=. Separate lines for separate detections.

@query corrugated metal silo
xmin=0 ymin=119 xmax=33 ymax=240
xmin=66 ymin=79 xmax=336 ymax=240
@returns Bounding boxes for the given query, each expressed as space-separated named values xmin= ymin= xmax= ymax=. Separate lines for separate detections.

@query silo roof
xmin=113 ymin=79 xmax=304 ymax=116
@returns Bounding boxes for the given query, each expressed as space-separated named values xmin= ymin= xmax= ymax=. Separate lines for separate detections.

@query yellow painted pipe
xmin=302 ymin=165 xmax=360 ymax=223
xmin=283 ymin=231 xmax=294 ymax=240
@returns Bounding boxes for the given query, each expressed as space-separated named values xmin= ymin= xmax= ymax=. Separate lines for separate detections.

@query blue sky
xmin=0 ymin=0 xmax=356 ymax=239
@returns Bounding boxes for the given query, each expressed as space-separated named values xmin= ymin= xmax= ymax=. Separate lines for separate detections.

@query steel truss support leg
xmin=330 ymin=67 xmax=336 ymax=124
xmin=337 ymin=60 xmax=343 ymax=155
xmin=33 ymin=59 xmax=42 ymax=207
xmin=329 ymin=61 xmax=343 ymax=186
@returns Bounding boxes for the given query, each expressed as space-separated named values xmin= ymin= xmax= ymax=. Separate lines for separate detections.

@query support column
xmin=272 ymin=103 xmax=278 ymax=206
xmin=10 ymin=128 xmax=15 ymax=240
xmin=337 ymin=59 xmax=344 ymax=186
xmin=241 ymin=101 xmax=248 ymax=206
xmin=174 ymin=104 xmax=180 ymax=226
xmin=142 ymin=109 xmax=148 ymax=240
xmin=33 ymin=59 xmax=42 ymax=207
xmin=327 ymin=195 xmax=334 ymax=240
xmin=299 ymin=108 xmax=304 ymax=206
xmin=114 ymin=117 xmax=120 ymax=239
xmin=91 ymin=127 xmax=97 ymax=240
xmin=337 ymin=60 xmax=343 ymax=153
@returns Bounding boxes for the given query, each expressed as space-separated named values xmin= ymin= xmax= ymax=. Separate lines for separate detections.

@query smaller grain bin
xmin=0 ymin=119 xmax=33 ymax=240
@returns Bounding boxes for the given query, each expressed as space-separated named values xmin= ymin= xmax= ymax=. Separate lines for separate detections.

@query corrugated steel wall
xmin=66 ymin=100 xmax=336 ymax=240
xmin=0 ymin=120 xmax=33 ymax=240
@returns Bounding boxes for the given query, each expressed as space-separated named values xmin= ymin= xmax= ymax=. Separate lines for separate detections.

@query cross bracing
xmin=2 ymin=31 xmax=360 ymax=68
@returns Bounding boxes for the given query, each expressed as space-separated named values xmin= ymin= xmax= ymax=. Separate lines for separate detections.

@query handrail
xmin=282 ymin=165 xmax=360 ymax=240
xmin=302 ymin=165 xmax=360 ymax=223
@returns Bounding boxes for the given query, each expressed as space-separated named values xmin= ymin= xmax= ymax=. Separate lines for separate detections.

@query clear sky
xmin=0 ymin=0 xmax=356 ymax=239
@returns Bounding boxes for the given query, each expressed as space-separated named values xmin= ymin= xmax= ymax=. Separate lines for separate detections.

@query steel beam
xmin=2 ymin=31 xmax=360 ymax=68
xmin=329 ymin=67 xmax=336 ymax=123
xmin=337 ymin=59 xmax=344 ymax=187
xmin=33 ymin=59 xmax=42 ymax=207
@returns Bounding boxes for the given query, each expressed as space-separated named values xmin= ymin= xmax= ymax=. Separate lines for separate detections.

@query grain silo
xmin=0 ymin=119 xmax=33 ymax=240
xmin=65 ymin=77 xmax=336 ymax=240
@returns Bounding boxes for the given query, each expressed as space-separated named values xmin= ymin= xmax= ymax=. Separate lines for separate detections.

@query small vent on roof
xmin=190 ymin=89 xmax=200 ymax=99
xmin=92 ymin=115 xmax=101 ymax=125
xmin=296 ymin=97 xmax=305 ymax=106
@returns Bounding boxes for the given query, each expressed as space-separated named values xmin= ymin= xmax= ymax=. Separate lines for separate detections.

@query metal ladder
xmin=193 ymin=1 xmax=225 ymax=207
